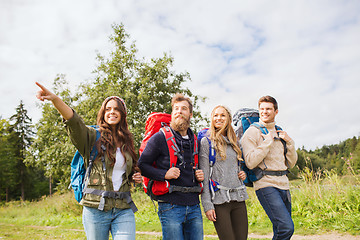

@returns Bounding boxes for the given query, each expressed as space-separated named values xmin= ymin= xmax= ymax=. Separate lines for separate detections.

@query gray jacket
xmin=199 ymin=136 xmax=248 ymax=213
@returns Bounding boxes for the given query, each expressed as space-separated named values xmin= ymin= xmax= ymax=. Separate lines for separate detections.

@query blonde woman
xmin=200 ymin=105 xmax=248 ymax=240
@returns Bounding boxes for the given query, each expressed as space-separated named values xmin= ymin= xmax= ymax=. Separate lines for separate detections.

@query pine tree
xmin=0 ymin=118 xmax=17 ymax=201
xmin=9 ymin=101 xmax=34 ymax=201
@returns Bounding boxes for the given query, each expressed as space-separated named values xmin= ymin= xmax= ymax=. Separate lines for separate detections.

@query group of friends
xmin=35 ymin=82 xmax=298 ymax=240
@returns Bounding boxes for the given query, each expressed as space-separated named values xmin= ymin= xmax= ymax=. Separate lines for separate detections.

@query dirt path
xmin=137 ymin=231 xmax=360 ymax=240
xmin=3 ymin=224 xmax=359 ymax=240
xmin=248 ymin=232 xmax=360 ymax=240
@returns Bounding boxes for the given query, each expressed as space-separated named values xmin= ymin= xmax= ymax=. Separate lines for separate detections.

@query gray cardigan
xmin=199 ymin=136 xmax=248 ymax=213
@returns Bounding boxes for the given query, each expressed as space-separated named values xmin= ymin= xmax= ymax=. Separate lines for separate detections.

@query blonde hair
xmin=209 ymin=105 xmax=242 ymax=161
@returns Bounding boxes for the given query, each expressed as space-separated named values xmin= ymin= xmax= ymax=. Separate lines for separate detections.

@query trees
xmin=26 ymin=75 xmax=76 ymax=192
xmin=30 ymin=23 xmax=207 ymax=188
xmin=0 ymin=118 xmax=17 ymax=201
xmin=7 ymin=101 xmax=34 ymax=201
xmin=76 ymin=23 xmax=206 ymax=149
xmin=297 ymin=136 xmax=360 ymax=176
xmin=1 ymin=102 xmax=51 ymax=201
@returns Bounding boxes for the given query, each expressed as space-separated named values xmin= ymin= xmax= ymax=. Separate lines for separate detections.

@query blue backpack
xmin=198 ymin=128 xmax=245 ymax=200
xmin=232 ymin=108 xmax=288 ymax=187
xmin=70 ymin=126 xmax=101 ymax=203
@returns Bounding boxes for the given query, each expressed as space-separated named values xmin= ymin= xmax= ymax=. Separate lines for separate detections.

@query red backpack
xmin=139 ymin=112 xmax=202 ymax=198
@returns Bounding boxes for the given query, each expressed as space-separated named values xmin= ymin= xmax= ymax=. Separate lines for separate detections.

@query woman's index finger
xmin=35 ymin=82 xmax=47 ymax=91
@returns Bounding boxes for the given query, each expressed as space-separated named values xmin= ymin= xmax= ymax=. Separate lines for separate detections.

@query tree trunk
xmin=21 ymin=169 xmax=25 ymax=201
xmin=49 ymin=175 xmax=52 ymax=196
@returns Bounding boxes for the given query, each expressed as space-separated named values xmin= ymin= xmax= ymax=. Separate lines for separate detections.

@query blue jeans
xmin=256 ymin=187 xmax=294 ymax=240
xmin=82 ymin=206 xmax=135 ymax=240
xmin=158 ymin=202 xmax=203 ymax=240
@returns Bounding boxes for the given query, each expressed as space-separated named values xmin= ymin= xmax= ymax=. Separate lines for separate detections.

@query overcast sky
xmin=1 ymin=0 xmax=359 ymax=150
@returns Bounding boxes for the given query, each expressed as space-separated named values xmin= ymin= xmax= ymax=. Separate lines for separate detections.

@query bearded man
xmin=138 ymin=93 xmax=204 ymax=240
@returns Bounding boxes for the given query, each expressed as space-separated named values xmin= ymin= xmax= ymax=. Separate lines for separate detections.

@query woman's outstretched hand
xmin=35 ymin=82 xmax=73 ymax=120
xmin=36 ymin=82 xmax=57 ymax=101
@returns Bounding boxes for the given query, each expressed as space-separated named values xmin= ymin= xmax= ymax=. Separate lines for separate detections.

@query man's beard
xmin=170 ymin=114 xmax=190 ymax=132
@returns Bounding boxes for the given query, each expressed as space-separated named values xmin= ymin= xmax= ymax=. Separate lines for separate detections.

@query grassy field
xmin=0 ymin=169 xmax=359 ymax=240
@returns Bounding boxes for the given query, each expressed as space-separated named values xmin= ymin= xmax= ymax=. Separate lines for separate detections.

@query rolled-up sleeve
xmin=64 ymin=111 xmax=97 ymax=164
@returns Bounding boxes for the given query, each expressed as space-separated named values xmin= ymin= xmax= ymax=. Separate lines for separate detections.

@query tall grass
xmin=0 ymin=191 xmax=83 ymax=228
xmin=1 ymin=162 xmax=359 ymax=239
xmin=292 ymin=167 xmax=360 ymax=234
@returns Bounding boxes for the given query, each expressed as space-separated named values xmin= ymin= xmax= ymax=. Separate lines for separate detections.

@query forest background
xmin=0 ymin=24 xmax=359 ymax=238
xmin=1 ymin=23 xmax=359 ymax=202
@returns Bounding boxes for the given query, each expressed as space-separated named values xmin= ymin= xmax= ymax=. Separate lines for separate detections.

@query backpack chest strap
xmin=215 ymin=184 xmax=246 ymax=201
xmin=84 ymin=188 xmax=138 ymax=213
xmin=168 ymin=185 xmax=203 ymax=194
xmin=262 ymin=169 xmax=289 ymax=176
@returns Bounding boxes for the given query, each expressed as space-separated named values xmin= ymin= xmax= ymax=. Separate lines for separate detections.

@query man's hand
xmin=277 ymin=130 xmax=292 ymax=142
xmin=262 ymin=131 xmax=276 ymax=142
xmin=194 ymin=169 xmax=204 ymax=182
xmin=165 ymin=167 xmax=180 ymax=180
xmin=205 ymin=209 xmax=217 ymax=222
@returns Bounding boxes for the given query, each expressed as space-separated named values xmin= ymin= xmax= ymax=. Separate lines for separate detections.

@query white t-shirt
xmin=112 ymin=148 xmax=126 ymax=191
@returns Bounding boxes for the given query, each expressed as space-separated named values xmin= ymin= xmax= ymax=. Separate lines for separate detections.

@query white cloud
xmin=1 ymin=0 xmax=359 ymax=150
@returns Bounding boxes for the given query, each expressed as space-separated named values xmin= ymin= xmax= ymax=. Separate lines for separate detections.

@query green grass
xmin=291 ymin=168 xmax=360 ymax=235
xmin=1 ymin=170 xmax=359 ymax=239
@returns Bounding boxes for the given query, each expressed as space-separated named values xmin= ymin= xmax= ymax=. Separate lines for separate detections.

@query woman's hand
xmin=36 ymin=82 xmax=58 ymax=101
xmin=35 ymin=82 xmax=73 ymax=120
xmin=238 ymin=170 xmax=247 ymax=181
xmin=132 ymin=172 xmax=142 ymax=184
xmin=205 ymin=209 xmax=216 ymax=222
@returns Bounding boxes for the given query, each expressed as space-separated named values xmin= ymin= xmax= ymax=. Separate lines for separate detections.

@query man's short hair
xmin=171 ymin=93 xmax=193 ymax=113
xmin=258 ymin=95 xmax=278 ymax=111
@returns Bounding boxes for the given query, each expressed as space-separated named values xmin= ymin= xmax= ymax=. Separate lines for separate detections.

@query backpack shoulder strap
xmin=205 ymin=137 xmax=217 ymax=180
xmin=84 ymin=128 xmax=103 ymax=191
xmin=193 ymin=133 xmax=199 ymax=169
xmin=89 ymin=129 xmax=101 ymax=161
xmin=205 ymin=137 xmax=216 ymax=167
xmin=251 ymin=122 xmax=269 ymax=135
xmin=92 ymin=128 xmax=106 ymax=171
xmin=197 ymin=128 xmax=215 ymax=166
xmin=160 ymin=126 xmax=179 ymax=168
xmin=275 ymin=125 xmax=288 ymax=162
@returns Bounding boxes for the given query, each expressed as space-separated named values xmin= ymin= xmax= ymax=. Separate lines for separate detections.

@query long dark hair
xmin=96 ymin=96 xmax=137 ymax=173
